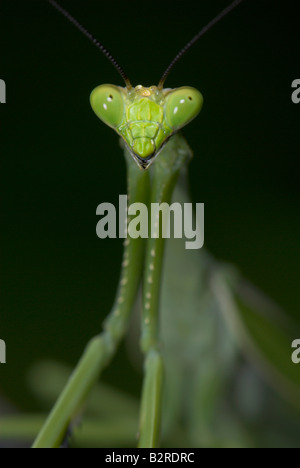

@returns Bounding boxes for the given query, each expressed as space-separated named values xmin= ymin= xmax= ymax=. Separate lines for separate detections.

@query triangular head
xmin=90 ymin=84 xmax=203 ymax=170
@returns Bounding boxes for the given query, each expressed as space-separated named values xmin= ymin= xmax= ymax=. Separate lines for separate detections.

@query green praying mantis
xmin=1 ymin=0 xmax=299 ymax=448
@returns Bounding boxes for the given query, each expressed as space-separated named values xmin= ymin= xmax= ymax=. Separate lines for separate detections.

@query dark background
xmin=0 ymin=0 xmax=299 ymax=409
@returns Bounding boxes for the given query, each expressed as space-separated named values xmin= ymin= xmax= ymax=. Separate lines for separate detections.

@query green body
xmin=31 ymin=75 xmax=203 ymax=447
xmin=32 ymin=131 xmax=192 ymax=448
xmin=29 ymin=79 xmax=300 ymax=448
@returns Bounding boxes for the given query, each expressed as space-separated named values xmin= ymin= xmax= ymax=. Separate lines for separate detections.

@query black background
xmin=0 ymin=0 xmax=299 ymax=409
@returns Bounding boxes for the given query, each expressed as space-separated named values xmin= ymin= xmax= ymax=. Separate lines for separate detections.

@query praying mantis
xmin=0 ymin=0 xmax=300 ymax=449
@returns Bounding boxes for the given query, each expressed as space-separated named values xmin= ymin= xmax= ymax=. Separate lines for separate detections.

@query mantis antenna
xmin=157 ymin=0 xmax=246 ymax=89
xmin=48 ymin=0 xmax=132 ymax=89
xmin=48 ymin=0 xmax=246 ymax=90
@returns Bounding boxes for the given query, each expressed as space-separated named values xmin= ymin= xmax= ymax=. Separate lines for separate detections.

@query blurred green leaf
xmin=27 ymin=360 xmax=139 ymax=418
xmin=212 ymin=272 xmax=300 ymax=408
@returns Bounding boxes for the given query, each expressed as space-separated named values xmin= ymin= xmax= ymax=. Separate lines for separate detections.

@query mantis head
xmin=90 ymin=84 xmax=203 ymax=169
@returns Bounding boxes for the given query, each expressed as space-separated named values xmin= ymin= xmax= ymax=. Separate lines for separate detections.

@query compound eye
xmin=165 ymin=87 xmax=203 ymax=131
xmin=90 ymin=84 xmax=125 ymax=128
